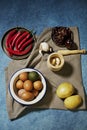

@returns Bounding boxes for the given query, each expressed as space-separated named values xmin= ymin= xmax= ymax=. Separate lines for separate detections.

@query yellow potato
xmin=33 ymin=80 xmax=43 ymax=91
xmin=16 ymin=80 xmax=24 ymax=89
xmin=21 ymin=91 xmax=34 ymax=101
xmin=19 ymin=72 xmax=28 ymax=81
xmin=56 ymin=82 xmax=75 ymax=99
xmin=64 ymin=95 xmax=82 ymax=110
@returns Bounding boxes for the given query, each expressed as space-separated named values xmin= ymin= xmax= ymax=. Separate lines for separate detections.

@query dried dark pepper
xmin=51 ymin=26 xmax=74 ymax=49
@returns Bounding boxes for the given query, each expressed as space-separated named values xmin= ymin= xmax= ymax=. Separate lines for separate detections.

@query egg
xmin=16 ymin=80 xmax=24 ymax=89
xmin=33 ymin=80 xmax=43 ymax=91
xmin=19 ymin=72 xmax=28 ymax=81
xmin=23 ymin=80 xmax=33 ymax=91
xmin=21 ymin=91 xmax=34 ymax=101
xmin=18 ymin=89 xmax=26 ymax=97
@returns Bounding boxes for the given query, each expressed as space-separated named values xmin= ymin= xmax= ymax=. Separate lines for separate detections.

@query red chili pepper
xmin=18 ymin=33 xmax=31 ymax=49
xmin=20 ymin=37 xmax=33 ymax=51
xmin=6 ymin=32 xmax=18 ymax=56
xmin=7 ymin=33 xmax=18 ymax=48
xmin=6 ymin=29 xmax=24 ymax=56
xmin=11 ymin=31 xmax=22 ymax=49
xmin=6 ymin=29 xmax=18 ymax=48
xmin=6 ymin=44 xmax=33 ymax=55
xmin=15 ymin=31 xmax=29 ymax=50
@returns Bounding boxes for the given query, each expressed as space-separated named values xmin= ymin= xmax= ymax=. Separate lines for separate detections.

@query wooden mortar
xmin=47 ymin=49 xmax=86 ymax=71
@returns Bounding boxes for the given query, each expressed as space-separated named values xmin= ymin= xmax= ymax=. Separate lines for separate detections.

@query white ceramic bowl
xmin=9 ymin=68 xmax=46 ymax=105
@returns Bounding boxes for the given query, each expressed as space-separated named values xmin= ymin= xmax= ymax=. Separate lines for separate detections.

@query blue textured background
xmin=0 ymin=0 xmax=87 ymax=130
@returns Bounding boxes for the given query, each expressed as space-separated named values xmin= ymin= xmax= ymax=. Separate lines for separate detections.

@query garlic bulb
xmin=39 ymin=42 xmax=50 ymax=52
xmin=39 ymin=42 xmax=53 ymax=55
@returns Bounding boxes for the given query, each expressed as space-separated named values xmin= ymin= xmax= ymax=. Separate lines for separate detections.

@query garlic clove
xmin=51 ymin=58 xmax=56 ymax=66
xmin=55 ymin=57 xmax=61 ymax=66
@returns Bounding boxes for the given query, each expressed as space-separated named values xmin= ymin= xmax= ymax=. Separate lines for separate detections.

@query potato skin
xmin=21 ymin=91 xmax=34 ymax=101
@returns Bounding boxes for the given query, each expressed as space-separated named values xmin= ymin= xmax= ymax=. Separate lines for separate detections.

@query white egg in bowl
xmin=9 ymin=68 xmax=46 ymax=105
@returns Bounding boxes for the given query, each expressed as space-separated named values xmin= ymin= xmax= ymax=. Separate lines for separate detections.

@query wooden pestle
xmin=58 ymin=49 xmax=87 ymax=56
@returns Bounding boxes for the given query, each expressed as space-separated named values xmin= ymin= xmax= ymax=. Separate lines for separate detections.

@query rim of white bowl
xmin=9 ymin=68 xmax=46 ymax=105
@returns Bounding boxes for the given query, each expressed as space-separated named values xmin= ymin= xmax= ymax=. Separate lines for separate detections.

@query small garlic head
xmin=39 ymin=42 xmax=50 ymax=52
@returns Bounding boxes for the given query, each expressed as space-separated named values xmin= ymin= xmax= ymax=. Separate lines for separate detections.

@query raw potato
xmin=33 ymin=80 xmax=43 ymax=91
xmin=64 ymin=95 xmax=82 ymax=110
xmin=18 ymin=89 xmax=26 ymax=98
xmin=23 ymin=80 xmax=33 ymax=91
xmin=16 ymin=80 xmax=24 ymax=89
xmin=21 ymin=91 xmax=34 ymax=101
xmin=56 ymin=82 xmax=75 ymax=98
xmin=32 ymin=89 xmax=39 ymax=97
xmin=19 ymin=72 xmax=28 ymax=81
